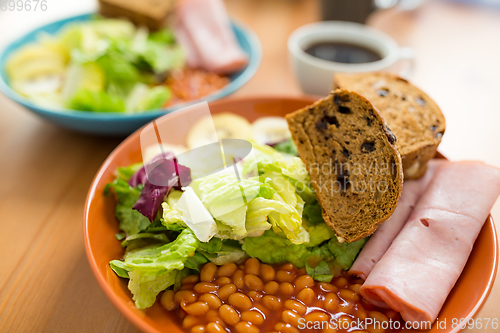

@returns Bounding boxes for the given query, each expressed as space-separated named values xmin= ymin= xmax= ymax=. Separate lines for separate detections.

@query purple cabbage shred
xmin=129 ymin=153 xmax=191 ymax=222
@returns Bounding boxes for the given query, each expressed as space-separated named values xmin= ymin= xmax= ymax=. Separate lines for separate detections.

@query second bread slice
xmin=286 ymin=89 xmax=403 ymax=243
xmin=333 ymin=72 xmax=446 ymax=179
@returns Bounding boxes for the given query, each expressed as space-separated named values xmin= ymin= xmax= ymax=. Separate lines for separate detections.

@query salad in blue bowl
xmin=0 ymin=6 xmax=260 ymax=135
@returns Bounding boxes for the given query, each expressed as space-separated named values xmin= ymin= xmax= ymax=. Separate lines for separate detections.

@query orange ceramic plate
xmin=83 ymin=96 xmax=498 ymax=333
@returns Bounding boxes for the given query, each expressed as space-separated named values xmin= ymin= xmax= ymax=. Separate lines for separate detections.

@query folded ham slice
xmin=174 ymin=21 xmax=202 ymax=69
xmin=175 ymin=0 xmax=249 ymax=74
xmin=360 ymin=161 xmax=500 ymax=327
xmin=349 ymin=159 xmax=447 ymax=280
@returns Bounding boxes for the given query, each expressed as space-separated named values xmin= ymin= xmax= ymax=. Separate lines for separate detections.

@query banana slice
xmin=6 ymin=44 xmax=64 ymax=68
xmin=8 ymin=57 xmax=66 ymax=82
xmin=6 ymin=45 xmax=66 ymax=81
xmin=252 ymin=116 xmax=291 ymax=145
xmin=187 ymin=113 xmax=252 ymax=149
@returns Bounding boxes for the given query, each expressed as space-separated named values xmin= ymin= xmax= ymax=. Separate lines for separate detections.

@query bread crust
xmin=286 ymin=89 xmax=403 ymax=243
xmin=333 ymin=72 xmax=445 ymax=179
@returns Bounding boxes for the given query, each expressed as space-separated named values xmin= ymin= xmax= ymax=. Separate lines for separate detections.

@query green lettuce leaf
xmin=305 ymin=222 xmax=336 ymax=248
xmin=198 ymin=237 xmax=224 ymax=253
xmin=115 ymin=162 xmax=143 ymax=182
xmin=189 ymin=155 xmax=310 ymax=244
xmin=322 ymin=237 xmax=369 ymax=270
xmin=112 ymin=228 xmax=200 ymax=309
xmin=126 ymin=84 xmax=171 ymax=112
xmin=244 ymin=197 xmax=273 ymax=236
xmin=121 ymin=232 xmax=169 ymax=248
xmin=148 ymin=28 xmax=176 ymax=45
xmin=303 ymin=202 xmax=324 ymax=225
xmin=141 ymin=42 xmax=185 ymax=73
xmin=67 ymin=89 xmax=125 ymax=112
xmin=58 ymin=19 xmax=136 ymax=64
xmin=141 ymin=218 xmax=170 ymax=233
xmin=242 ymin=230 xmax=310 ymax=268
xmin=96 ymin=51 xmax=140 ymax=83
xmin=243 ymin=143 xmax=309 ymax=183
xmin=123 ymin=228 xmax=199 ymax=271
xmin=243 ymin=225 xmax=368 ymax=281
xmin=112 ymin=27 xmax=184 ymax=74
xmin=110 ymin=260 xmax=129 ymax=278
xmin=198 ymin=239 xmax=247 ymax=265
xmin=128 ymin=269 xmax=181 ymax=309
xmin=184 ymin=252 xmax=209 ymax=271
xmin=273 ymin=139 xmax=299 ymax=156
xmin=104 ymin=179 xmax=150 ymax=235
xmin=286 ymin=176 xmax=316 ymax=204
xmin=243 ymin=143 xmax=315 ymax=203
xmin=257 ymin=178 xmax=275 ymax=199
xmin=202 ymin=246 xmax=246 ymax=265
xmin=115 ymin=233 xmax=126 ymax=240
xmin=190 ymin=170 xmax=307 ymax=243
xmin=261 ymin=172 xmax=308 ymax=244
xmin=305 ymin=248 xmax=334 ymax=282
xmin=161 ymin=190 xmax=187 ymax=232
xmin=190 ymin=173 xmax=261 ymax=238
xmin=303 ymin=202 xmax=336 ymax=247
xmin=138 ymin=86 xmax=170 ymax=110
xmin=59 ymin=19 xmax=135 ymax=60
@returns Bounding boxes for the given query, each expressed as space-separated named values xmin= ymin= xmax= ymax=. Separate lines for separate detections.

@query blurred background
xmin=1 ymin=0 xmax=500 ymax=332
xmin=2 ymin=0 xmax=499 ymax=163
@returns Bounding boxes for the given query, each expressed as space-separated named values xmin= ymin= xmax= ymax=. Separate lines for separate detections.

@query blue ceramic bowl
xmin=0 ymin=13 xmax=261 ymax=136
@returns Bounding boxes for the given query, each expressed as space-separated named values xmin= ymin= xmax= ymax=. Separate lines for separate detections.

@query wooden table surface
xmin=1 ymin=0 xmax=499 ymax=332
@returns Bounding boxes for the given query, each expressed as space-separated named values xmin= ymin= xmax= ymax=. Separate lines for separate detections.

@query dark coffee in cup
xmin=304 ymin=42 xmax=382 ymax=64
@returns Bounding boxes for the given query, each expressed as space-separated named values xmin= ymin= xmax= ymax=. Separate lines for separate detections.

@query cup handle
xmin=397 ymin=47 xmax=416 ymax=79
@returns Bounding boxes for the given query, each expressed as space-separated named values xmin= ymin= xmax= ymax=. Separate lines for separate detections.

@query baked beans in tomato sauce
xmin=161 ymin=258 xmax=403 ymax=333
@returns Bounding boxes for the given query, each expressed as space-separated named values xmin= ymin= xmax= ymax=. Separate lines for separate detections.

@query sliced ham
xmin=174 ymin=21 xmax=202 ymax=69
xmin=349 ymin=159 xmax=447 ymax=280
xmin=175 ymin=0 xmax=249 ymax=74
xmin=360 ymin=161 xmax=500 ymax=327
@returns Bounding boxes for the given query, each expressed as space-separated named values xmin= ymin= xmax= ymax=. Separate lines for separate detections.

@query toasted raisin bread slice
xmin=286 ymin=89 xmax=403 ymax=243
xmin=333 ymin=72 xmax=445 ymax=179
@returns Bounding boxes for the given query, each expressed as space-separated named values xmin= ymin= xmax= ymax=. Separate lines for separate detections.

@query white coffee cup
xmin=288 ymin=21 xmax=415 ymax=95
